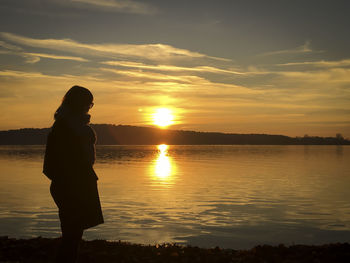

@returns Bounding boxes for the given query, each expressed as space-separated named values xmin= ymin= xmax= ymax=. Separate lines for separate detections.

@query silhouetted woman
xmin=43 ymin=86 xmax=104 ymax=262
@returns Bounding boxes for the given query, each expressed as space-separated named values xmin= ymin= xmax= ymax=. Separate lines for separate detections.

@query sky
xmin=0 ymin=0 xmax=349 ymax=137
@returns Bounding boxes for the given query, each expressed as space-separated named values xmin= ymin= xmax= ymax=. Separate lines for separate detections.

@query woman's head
xmin=60 ymin=85 xmax=93 ymax=114
xmin=54 ymin=86 xmax=94 ymax=122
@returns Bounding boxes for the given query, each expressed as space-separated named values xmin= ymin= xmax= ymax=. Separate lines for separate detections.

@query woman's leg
xmin=56 ymin=225 xmax=83 ymax=263
xmin=51 ymin=182 xmax=83 ymax=262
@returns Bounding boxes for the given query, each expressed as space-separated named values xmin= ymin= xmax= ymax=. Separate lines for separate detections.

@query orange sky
xmin=0 ymin=1 xmax=349 ymax=138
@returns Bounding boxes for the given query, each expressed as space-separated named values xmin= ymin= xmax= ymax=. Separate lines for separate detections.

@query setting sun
xmin=152 ymin=108 xmax=174 ymax=128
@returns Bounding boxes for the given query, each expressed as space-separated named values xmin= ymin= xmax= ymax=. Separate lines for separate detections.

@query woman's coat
xmin=43 ymin=116 xmax=104 ymax=230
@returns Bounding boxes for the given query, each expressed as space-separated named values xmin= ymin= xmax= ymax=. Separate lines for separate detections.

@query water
xmin=0 ymin=145 xmax=349 ymax=249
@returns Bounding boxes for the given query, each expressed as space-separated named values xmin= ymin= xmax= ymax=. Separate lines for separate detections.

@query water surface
xmin=0 ymin=145 xmax=349 ymax=248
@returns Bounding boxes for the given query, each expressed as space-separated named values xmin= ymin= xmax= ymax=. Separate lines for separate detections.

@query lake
xmin=0 ymin=145 xmax=349 ymax=249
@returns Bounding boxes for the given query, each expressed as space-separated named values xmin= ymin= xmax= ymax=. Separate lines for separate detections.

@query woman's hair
xmin=55 ymin=85 xmax=93 ymax=120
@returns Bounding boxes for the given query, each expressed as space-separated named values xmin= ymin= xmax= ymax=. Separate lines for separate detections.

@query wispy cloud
xmin=0 ymin=40 xmax=23 ymax=51
xmin=0 ymin=49 xmax=88 ymax=63
xmin=277 ymin=68 xmax=350 ymax=84
xmin=25 ymin=52 xmax=88 ymax=62
xmin=0 ymin=32 xmax=226 ymax=62
xmin=100 ymin=67 xmax=206 ymax=84
xmin=0 ymin=49 xmax=42 ymax=63
xmin=70 ymin=0 xmax=157 ymax=15
xmin=0 ymin=42 xmax=89 ymax=64
xmin=0 ymin=70 xmax=105 ymax=88
xmin=277 ymin=59 xmax=350 ymax=68
xmin=1 ymin=0 xmax=158 ymax=17
xmin=260 ymin=41 xmax=316 ymax=56
xmin=0 ymin=70 xmax=69 ymax=80
xmin=101 ymin=61 xmax=244 ymax=75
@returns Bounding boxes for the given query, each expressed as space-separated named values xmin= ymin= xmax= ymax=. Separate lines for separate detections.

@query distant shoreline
xmin=1 ymin=124 xmax=349 ymax=145
xmin=0 ymin=236 xmax=349 ymax=263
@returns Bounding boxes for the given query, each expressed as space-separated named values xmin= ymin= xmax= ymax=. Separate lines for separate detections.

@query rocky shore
xmin=0 ymin=236 xmax=349 ymax=263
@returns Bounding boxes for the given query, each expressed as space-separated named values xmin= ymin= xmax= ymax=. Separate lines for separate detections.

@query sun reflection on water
xmin=158 ymin=144 xmax=168 ymax=153
xmin=151 ymin=144 xmax=175 ymax=183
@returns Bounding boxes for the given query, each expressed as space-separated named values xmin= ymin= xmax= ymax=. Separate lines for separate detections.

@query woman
xmin=43 ymin=86 xmax=104 ymax=262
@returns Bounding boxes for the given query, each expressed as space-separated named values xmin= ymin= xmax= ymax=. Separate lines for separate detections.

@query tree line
xmin=0 ymin=124 xmax=349 ymax=145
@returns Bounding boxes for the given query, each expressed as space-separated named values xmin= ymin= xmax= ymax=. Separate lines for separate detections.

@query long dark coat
xmin=43 ymin=118 xmax=104 ymax=230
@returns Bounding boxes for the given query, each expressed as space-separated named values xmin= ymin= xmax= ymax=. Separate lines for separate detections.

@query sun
xmin=153 ymin=108 xmax=174 ymax=128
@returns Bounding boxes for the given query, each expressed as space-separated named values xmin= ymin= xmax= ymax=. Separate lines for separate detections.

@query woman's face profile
xmin=84 ymin=101 xmax=94 ymax=113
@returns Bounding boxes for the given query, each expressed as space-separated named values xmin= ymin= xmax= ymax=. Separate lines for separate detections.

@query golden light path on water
xmin=151 ymin=144 xmax=175 ymax=183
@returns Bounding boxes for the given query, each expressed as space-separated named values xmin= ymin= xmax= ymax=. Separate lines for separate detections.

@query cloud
xmin=24 ymin=55 xmax=41 ymax=64
xmin=260 ymin=41 xmax=316 ymax=56
xmin=0 ymin=68 xmax=258 ymax=97
xmin=2 ymin=0 xmax=157 ymax=16
xmin=101 ymin=61 xmax=244 ymax=75
xmin=277 ymin=59 xmax=350 ymax=68
xmin=23 ymin=52 xmax=88 ymax=63
xmin=0 ymin=70 xmax=103 ymax=84
xmin=98 ymin=67 xmax=260 ymax=95
xmin=277 ymin=68 xmax=350 ymax=84
xmin=100 ymin=67 xmax=207 ymax=84
xmin=0 ymin=70 xmax=70 ymax=80
xmin=0 ymin=49 xmax=43 ymax=63
xmin=70 ymin=0 xmax=157 ymax=15
xmin=0 ymin=43 xmax=88 ymax=63
xmin=0 ymin=40 xmax=23 ymax=51
xmin=0 ymin=32 xmax=226 ymax=62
